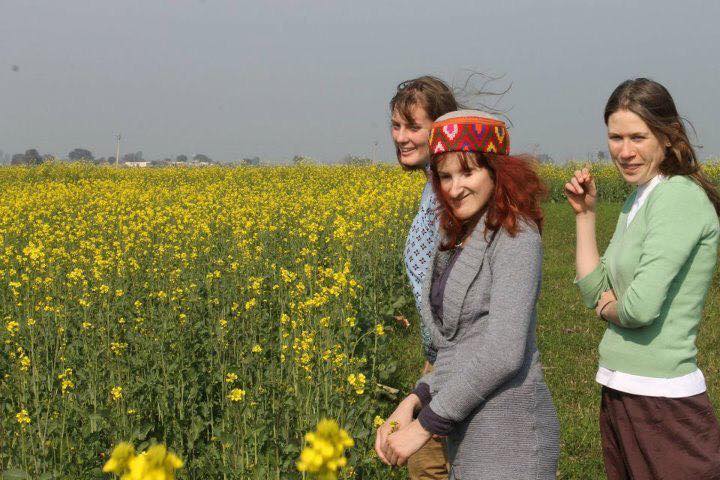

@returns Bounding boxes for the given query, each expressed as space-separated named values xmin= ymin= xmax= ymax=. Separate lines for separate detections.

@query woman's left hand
xmin=383 ymin=420 xmax=432 ymax=466
xmin=596 ymin=289 xmax=617 ymax=318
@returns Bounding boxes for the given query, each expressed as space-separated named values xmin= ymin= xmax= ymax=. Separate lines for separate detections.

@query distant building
xmin=124 ymin=161 xmax=149 ymax=168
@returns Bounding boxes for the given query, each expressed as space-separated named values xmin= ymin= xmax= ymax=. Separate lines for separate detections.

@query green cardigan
xmin=576 ymin=175 xmax=719 ymax=378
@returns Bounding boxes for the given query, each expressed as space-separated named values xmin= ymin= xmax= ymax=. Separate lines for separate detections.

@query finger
xmin=397 ymin=454 xmax=408 ymax=467
xmin=570 ymin=177 xmax=584 ymax=194
xmin=563 ymin=182 xmax=577 ymax=196
xmin=375 ymin=431 xmax=390 ymax=464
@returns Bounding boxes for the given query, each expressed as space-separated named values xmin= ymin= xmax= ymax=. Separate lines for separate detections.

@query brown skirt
xmin=600 ymin=386 xmax=720 ymax=480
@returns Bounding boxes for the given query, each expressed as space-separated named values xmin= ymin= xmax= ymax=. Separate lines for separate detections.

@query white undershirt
xmin=596 ymin=174 xmax=707 ymax=398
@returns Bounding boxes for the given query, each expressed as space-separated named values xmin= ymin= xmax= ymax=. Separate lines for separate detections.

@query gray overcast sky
xmin=1 ymin=0 xmax=719 ymax=163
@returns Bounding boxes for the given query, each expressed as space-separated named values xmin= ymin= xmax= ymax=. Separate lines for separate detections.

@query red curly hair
xmin=430 ymin=151 xmax=547 ymax=250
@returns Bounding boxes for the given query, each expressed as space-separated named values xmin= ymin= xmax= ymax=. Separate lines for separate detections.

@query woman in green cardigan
xmin=565 ymin=78 xmax=720 ymax=479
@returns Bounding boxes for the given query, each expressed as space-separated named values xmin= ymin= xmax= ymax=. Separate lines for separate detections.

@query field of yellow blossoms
xmin=1 ymin=162 xmax=718 ymax=479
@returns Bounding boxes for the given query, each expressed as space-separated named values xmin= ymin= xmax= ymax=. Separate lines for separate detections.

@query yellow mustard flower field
xmin=1 ymin=163 xmax=719 ymax=479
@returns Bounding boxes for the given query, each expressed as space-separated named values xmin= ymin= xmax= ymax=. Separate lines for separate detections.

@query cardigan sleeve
xmin=420 ymin=226 xmax=542 ymax=426
xmin=616 ymin=183 xmax=708 ymax=328
xmin=574 ymin=259 xmax=613 ymax=309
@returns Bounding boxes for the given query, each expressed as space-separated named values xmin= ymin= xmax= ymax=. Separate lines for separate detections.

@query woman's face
xmin=437 ymin=153 xmax=495 ymax=221
xmin=607 ymin=109 xmax=667 ymax=186
xmin=391 ymin=105 xmax=433 ymax=169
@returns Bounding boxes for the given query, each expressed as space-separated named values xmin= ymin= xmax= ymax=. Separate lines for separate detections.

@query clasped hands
xmin=374 ymin=394 xmax=432 ymax=467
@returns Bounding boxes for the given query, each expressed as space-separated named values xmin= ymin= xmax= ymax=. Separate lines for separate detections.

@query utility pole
xmin=372 ymin=141 xmax=378 ymax=164
xmin=115 ymin=133 xmax=122 ymax=165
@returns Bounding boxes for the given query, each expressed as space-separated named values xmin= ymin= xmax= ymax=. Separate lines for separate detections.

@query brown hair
xmin=604 ymin=78 xmax=720 ymax=214
xmin=430 ymin=151 xmax=547 ymax=250
xmin=390 ymin=76 xmax=458 ymax=169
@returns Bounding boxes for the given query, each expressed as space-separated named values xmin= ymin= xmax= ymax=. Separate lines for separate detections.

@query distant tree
xmin=42 ymin=154 xmax=56 ymax=163
xmin=69 ymin=148 xmax=94 ymax=162
xmin=108 ymin=156 xmax=116 ymax=164
xmin=193 ymin=154 xmax=212 ymax=163
xmin=292 ymin=155 xmax=315 ymax=165
xmin=597 ymin=150 xmax=607 ymax=161
xmin=342 ymin=154 xmax=372 ymax=166
xmin=241 ymin=156 xmax=260 ymax=166
xmin=23 ymin=149 xmax=43 ymax=165
xmin=537 ymin=153 xmax=553 ymax=164
xmin=122 ymin=151 xmax=144 ymax=163
xmin=176 ymin=154 xmax=188 ymax=163
xmin=11 ymin=153 xmax=26 ymax=165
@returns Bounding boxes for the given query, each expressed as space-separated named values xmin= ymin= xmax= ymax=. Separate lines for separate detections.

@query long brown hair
xmin=430 ymin=151 xmax=547 ymax=250
xmin=390 ymin=76 xmax=458 ymax=170
xmin=604 ymin=78 xmax=720 ymax=214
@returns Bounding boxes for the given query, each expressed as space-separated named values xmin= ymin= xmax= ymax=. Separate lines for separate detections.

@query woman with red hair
xmin=379 ymin=110 xmax=560 ymax=479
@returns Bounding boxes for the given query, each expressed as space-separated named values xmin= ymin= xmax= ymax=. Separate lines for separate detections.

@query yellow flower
xmin=297 ymin=419 xmax=354 ymax=480
xmin=16 ymin=408 xmax=31 ymax=425
xmin=19 ymin=355 xmax=31 ymax=371
xmin=251 ymin=344 xmax=262 ymax=353
xmin=375 ymin=324 xmax=385 ymax=336
xmin=61 ymin=379 xmax=75 ymax=394
xmin=111 ymin=386 xmax=123 ymax=401
xmin=225 ymin=372 xmax=238 ymax=383
xmin=103 ymin=442 xmax=135 ymax=475
xmin=245 ymin=298 xmax=257 ymax=311
xmin=6 ymin=320 xmax=19 ymax=335
xmin=227 ymin=388 xmax=246 ymax=402
xmin=373 ymin=416 xmax=384 ymax=428
xmin=103 ymin=442 xmax=183 ymax=480
xmin=347 ymin=373 xmax=366 ymax=395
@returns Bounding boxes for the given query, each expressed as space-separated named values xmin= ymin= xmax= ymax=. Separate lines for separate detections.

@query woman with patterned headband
xmin=380 ymin=110 xmax=560 ymax=479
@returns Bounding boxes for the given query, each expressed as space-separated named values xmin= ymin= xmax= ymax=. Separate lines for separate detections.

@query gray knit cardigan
xmin=417 ymin=215 xmax=559 ymax=479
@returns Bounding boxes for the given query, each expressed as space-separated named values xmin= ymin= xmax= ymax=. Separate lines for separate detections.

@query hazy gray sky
xmin=2 ymin=0 xmax=719 ymax=163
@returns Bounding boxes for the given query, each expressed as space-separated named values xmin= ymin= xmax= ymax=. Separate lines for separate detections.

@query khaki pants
xmin=407 ymin=436 xmax=449 ymax=480
xmin=408 ymin=362 xmax=449 ymax=480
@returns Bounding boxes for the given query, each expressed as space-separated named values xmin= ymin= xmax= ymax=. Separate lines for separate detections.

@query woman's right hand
xmin=374 ymin=394 xmax=419 ymax=465
xmin=564 ymin=167 xmax=597 ymax=215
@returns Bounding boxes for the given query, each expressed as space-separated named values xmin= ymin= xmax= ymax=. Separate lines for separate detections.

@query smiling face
xmin=607 ymin=109 xmax=667 ymax=186
xmin=436 ymin=152 xmax=495 ymax=221
xmin=391 ymin=105 xmax=434 ymax=169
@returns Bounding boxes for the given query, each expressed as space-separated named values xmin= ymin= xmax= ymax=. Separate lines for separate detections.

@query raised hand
xmin=564 ymin=166 xmax=597 ymax=215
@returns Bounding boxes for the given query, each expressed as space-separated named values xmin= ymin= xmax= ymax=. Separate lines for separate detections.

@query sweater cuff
xmin=574 ymin=263 xmax=609 ymax=308
xmin=412 ymin=383 xmax=432 ymax=408
xmin=417 ymin=405 xmax=454 ymax=436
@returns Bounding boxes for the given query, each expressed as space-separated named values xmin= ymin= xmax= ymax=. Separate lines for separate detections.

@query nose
xmin=619 ymin=139 xmax=635 ymax=160
xmin=394 ymin=127 xmax=409 ymax=144
xmin=449 ymin=177 xmax=465 ymax=198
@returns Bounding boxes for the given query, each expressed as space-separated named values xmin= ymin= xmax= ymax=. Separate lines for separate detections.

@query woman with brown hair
xmin=379 ymin=110 xmax=560 ymax=479
xmin=381 ymin=75 xmax=458 ymax=479
xmin=567 ymin=78 xmax=720 ymax=478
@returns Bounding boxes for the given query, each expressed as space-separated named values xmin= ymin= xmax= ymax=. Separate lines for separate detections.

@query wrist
xmin=599 ymin=300 xmax=615 ymax=321
xmin=575 ymin=211 xmax=596 ymax=221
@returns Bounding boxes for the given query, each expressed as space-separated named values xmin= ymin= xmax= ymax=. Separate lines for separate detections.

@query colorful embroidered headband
xmin=429 ymin=110 xmax=510 ymax=156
